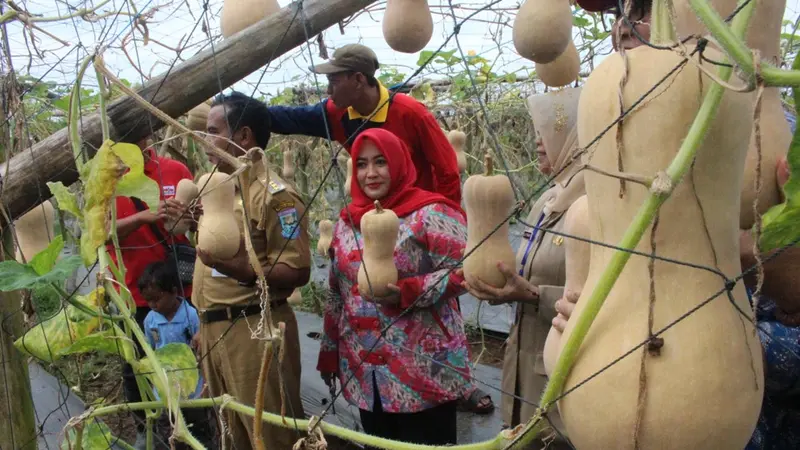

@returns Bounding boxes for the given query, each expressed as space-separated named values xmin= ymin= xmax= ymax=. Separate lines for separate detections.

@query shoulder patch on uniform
xmin=272 ymin=199 xmax=295 ymax=212
xmin=267 ymin=179 xmax=286 ymax=194
xmin=278 ymin=206 xmax=300 ymax=240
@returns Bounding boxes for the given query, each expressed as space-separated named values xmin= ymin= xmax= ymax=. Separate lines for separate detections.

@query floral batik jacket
xmin=317 ymin=203 xmax=472 ymax=413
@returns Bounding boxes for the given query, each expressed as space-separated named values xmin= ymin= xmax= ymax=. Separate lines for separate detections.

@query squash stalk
xmin=484 ymin=153 xmax=493 ymax=175
xmin=374 ymin=200 xmax=384 ymax=213
xmin=649 ymin=0 xmax=677 ymax=46
xmin=513 ymin=1 xmax=755 ymax=448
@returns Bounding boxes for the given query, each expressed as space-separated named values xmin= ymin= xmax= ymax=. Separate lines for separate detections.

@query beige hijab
xmin=526 ymin=87 xmax=584 ymax=216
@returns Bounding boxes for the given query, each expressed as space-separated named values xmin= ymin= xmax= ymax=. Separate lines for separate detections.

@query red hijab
xmin=341 ymin=128 xmax=464 ymax=228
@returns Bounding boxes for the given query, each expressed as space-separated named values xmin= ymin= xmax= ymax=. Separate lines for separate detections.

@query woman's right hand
xmin=459 ymin=261 xmax=539 ymax=305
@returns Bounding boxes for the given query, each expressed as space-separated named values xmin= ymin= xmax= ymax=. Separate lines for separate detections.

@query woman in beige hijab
xmin=462 ymin=87 xmax=583 ymax=446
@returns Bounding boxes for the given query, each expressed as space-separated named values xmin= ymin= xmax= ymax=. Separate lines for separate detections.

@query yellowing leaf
xmin=46 ymin=181 xmax=82 ymax=219
xmin=113 ymin=141 xmax=160 ymax=210
xmin=59 ymin=326 xmax=136 ymax=362
xmin=14 ymin=287 xmax=105 ymax=363
xmin=80 ymin=140 xmax=126 ymax=265
xmin=135 ymin=343 xmax=199 ymax=402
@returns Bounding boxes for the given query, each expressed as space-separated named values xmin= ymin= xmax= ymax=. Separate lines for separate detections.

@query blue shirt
xmin=746 ymin=294 xmax=800 ymax=450
xmin=143 ymin=298 xmax=203 ymax=399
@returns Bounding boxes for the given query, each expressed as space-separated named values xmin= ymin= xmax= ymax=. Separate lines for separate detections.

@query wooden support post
xmin=0 ymin=0 xmax=376 ymax=222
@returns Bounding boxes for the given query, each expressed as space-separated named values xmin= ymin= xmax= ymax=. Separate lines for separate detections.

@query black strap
xmin=131 ymin=197 xmax=172 ymax=251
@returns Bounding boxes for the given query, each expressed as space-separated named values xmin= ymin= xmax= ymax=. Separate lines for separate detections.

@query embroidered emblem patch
xmin=272 ymin=200 xmax=295 ymax=212
xmin=163 ymin=185 xmax=176 ymax=197
xmin=278 ymin=207 xmax=300 ymax=239
xmin=150 ymin=328 xmax=160 ymax=345
xmin=268 ymin=180 xmax=286 ymax=194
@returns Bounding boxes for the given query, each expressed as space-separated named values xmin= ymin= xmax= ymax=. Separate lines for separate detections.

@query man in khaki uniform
xmin=191 ymin=92 xmax=310 ymax=449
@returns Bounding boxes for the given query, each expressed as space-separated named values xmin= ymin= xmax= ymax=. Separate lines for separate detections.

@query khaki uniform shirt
xmin=501 ymin=187 xmax=570 ymax=440
xmin=192 ymin=163 xmax=311 ymax=310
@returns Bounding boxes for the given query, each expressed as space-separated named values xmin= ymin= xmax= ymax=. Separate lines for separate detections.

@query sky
xmin=5 ymin=0 xmax=800 ymax=103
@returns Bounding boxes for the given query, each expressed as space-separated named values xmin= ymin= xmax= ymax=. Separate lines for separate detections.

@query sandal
xmin=457 ymin=387 xmax=495 ymax=415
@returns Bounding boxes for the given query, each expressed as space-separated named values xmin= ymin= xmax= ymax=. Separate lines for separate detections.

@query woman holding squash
xmin=316 ymin=128 xmax=471 ymax=446
xmin=461 ymin=87 xmax=583 ymax=446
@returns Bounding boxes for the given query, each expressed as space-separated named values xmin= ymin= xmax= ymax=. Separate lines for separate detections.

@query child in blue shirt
xmin=139 ymin=261 xmax=215 ymax=449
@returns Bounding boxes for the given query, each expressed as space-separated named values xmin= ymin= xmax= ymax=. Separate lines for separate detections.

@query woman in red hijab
xmin=316 ymin=128 xmax=471 ymax=446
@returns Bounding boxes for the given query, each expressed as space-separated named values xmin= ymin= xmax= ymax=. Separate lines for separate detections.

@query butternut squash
xmin=287 ymin=288 xmax=303 ymax=306
xmin=282 ymin=149 xmax=295 ymax=182
xmin=357 ymin=201 xmax=400 ymax=298
xmin=382 ymin=0 xmax=433 ymax=54
xmin=14 ymin=201 xmax=55 ymax=262
xmin=673 ymin=0 xmax=789 ymax=228
xmin=166 ymin=179 xmax=200 ymax=236
xmin=316 ymin=219 xmax=334 ymax=257
xmin=536 ymin=40 xmax=580 ymax=88
xmin=557 ymin=46 xmax=763 ymax=449
xmin=543 ymin=195 xmax=591 ymax=376
xmin=220 ymin=0 xmax=280 ymax=38
xmin=462 ymin=154 xmax=516 ymax=288
xmin=447 ymin=130 xmax=468 ymax=173
xmin=196 ymin=173 xmax=240 ymax=259
xmin=512 ymin=0 xmax=573 ymax=64
xmin=187 ymin=102 xmax=210 ymax=132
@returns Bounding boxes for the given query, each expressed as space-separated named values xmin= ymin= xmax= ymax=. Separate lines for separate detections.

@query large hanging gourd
xmin=556 ymin=39 xmax=763 ymax=449
xmin=462 ymin=154 xmax=516 ymax=288
xmin=166 ymin=179 xmax=200 ymax=236
xmin=542 ymin=195 xmax=591 ymax=376
xmin=316 ymin=219 xmax=334 ymax=257
xmin=536 ymin=40 xmax=581 ymax=88
xmin=447 ymin=130 xmax=468 ymax=173
xmin=513 ymin=0 xmax=573 ymax=64
xmin=220 ymin=0 xmax=280 ymax=38
xmin=673 ymin=0 xmax=789 ymax=228
xmin=357 ymin=201 xmax=400 ymax=298
xmin=14 ymin=201 xmax=55 ymax=262
xmin=196 ymin=173 xmax=240 ymax=259
xmin=382 ymin=0 xmax=433 ymax=54
xmin=187 ymin=102 xmax=210 ymax=132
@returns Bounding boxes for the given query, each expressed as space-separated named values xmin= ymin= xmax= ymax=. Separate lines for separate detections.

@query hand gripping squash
xmin=556 ymin=46 xmax=764 ymax=450
xmin=187 ymin=102 xmax=210 ymax=132
xmin=167 ymin=179 xmax=200 ymax=236
xmin=357 ymin=201 xmax=400 ymax=298
xmin=196 ymin=173 xmax=240 ymax=260
xmin=673 ymin=0 xmax=790 ymax=228
xmin=220 ymin=0 xmax=280 ymax=38
xmin=536 ymin=40 xmax=581 ymax=88
xmin=543 ymin=195 xmax=591 ymax=376
xmin=316 ymin=219 xmax=334 ymax=257
xmin=382 ymin=0 xmax=433 ymax=54
xmin=447 ymin=130 xmax=468 ymax=173
xmin=513 ymin=0 xmax=573 ymax=64
xmin=14 ymin=201 xmax=56 ymax=262
xmin=462 ymin=154 xmax=516 ymax=288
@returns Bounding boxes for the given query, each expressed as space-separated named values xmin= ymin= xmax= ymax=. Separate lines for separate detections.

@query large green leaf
xmin=760 ymin=56 xmax=800 ymax=251
xmin=61 ymin=420 xmax=122 ymax=450
xmin=46 ymin=181 xmax=83 ymax=219
xmin=29 ymin=234 xmax=65 ymax=276
xmin=113 ymin=141 xmax=160 ymax=210
xmin=59 ymin=326 xmax=136 ymax=362
xmin=14 ymin=288 xmax=105 ymax=363
xmin=135 ymin=343 xmax=199 ymax=401
xmin=0 ymin=255 xmax=82 ymax=293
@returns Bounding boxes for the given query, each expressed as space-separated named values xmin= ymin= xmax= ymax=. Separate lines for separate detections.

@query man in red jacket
xmin=266 ymin=43 xmax=462 ymax=203
xmin=108 ymin=138 xmax=195 ymax=449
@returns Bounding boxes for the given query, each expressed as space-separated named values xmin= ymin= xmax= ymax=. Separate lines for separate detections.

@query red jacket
xmin=108 ymin=148 xmax=194 ymax=307
xmin=267 ymin=84 xmax=462 ymax=204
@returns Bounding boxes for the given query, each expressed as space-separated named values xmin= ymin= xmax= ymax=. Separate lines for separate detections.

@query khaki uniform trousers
xmin=201 ymin=303 xmax=305 ymax=449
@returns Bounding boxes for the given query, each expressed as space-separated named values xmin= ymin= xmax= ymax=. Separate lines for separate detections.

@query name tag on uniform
xmin=211 ymin=268 xmax=228 ymax=278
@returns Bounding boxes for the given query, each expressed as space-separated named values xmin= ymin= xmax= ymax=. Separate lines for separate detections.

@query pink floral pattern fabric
xmin=317 ymin=203 xmax=472 ymax=413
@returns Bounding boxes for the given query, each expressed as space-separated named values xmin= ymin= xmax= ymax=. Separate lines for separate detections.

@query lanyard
xmin=518 ymin=212 xmax=546 ymax=277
